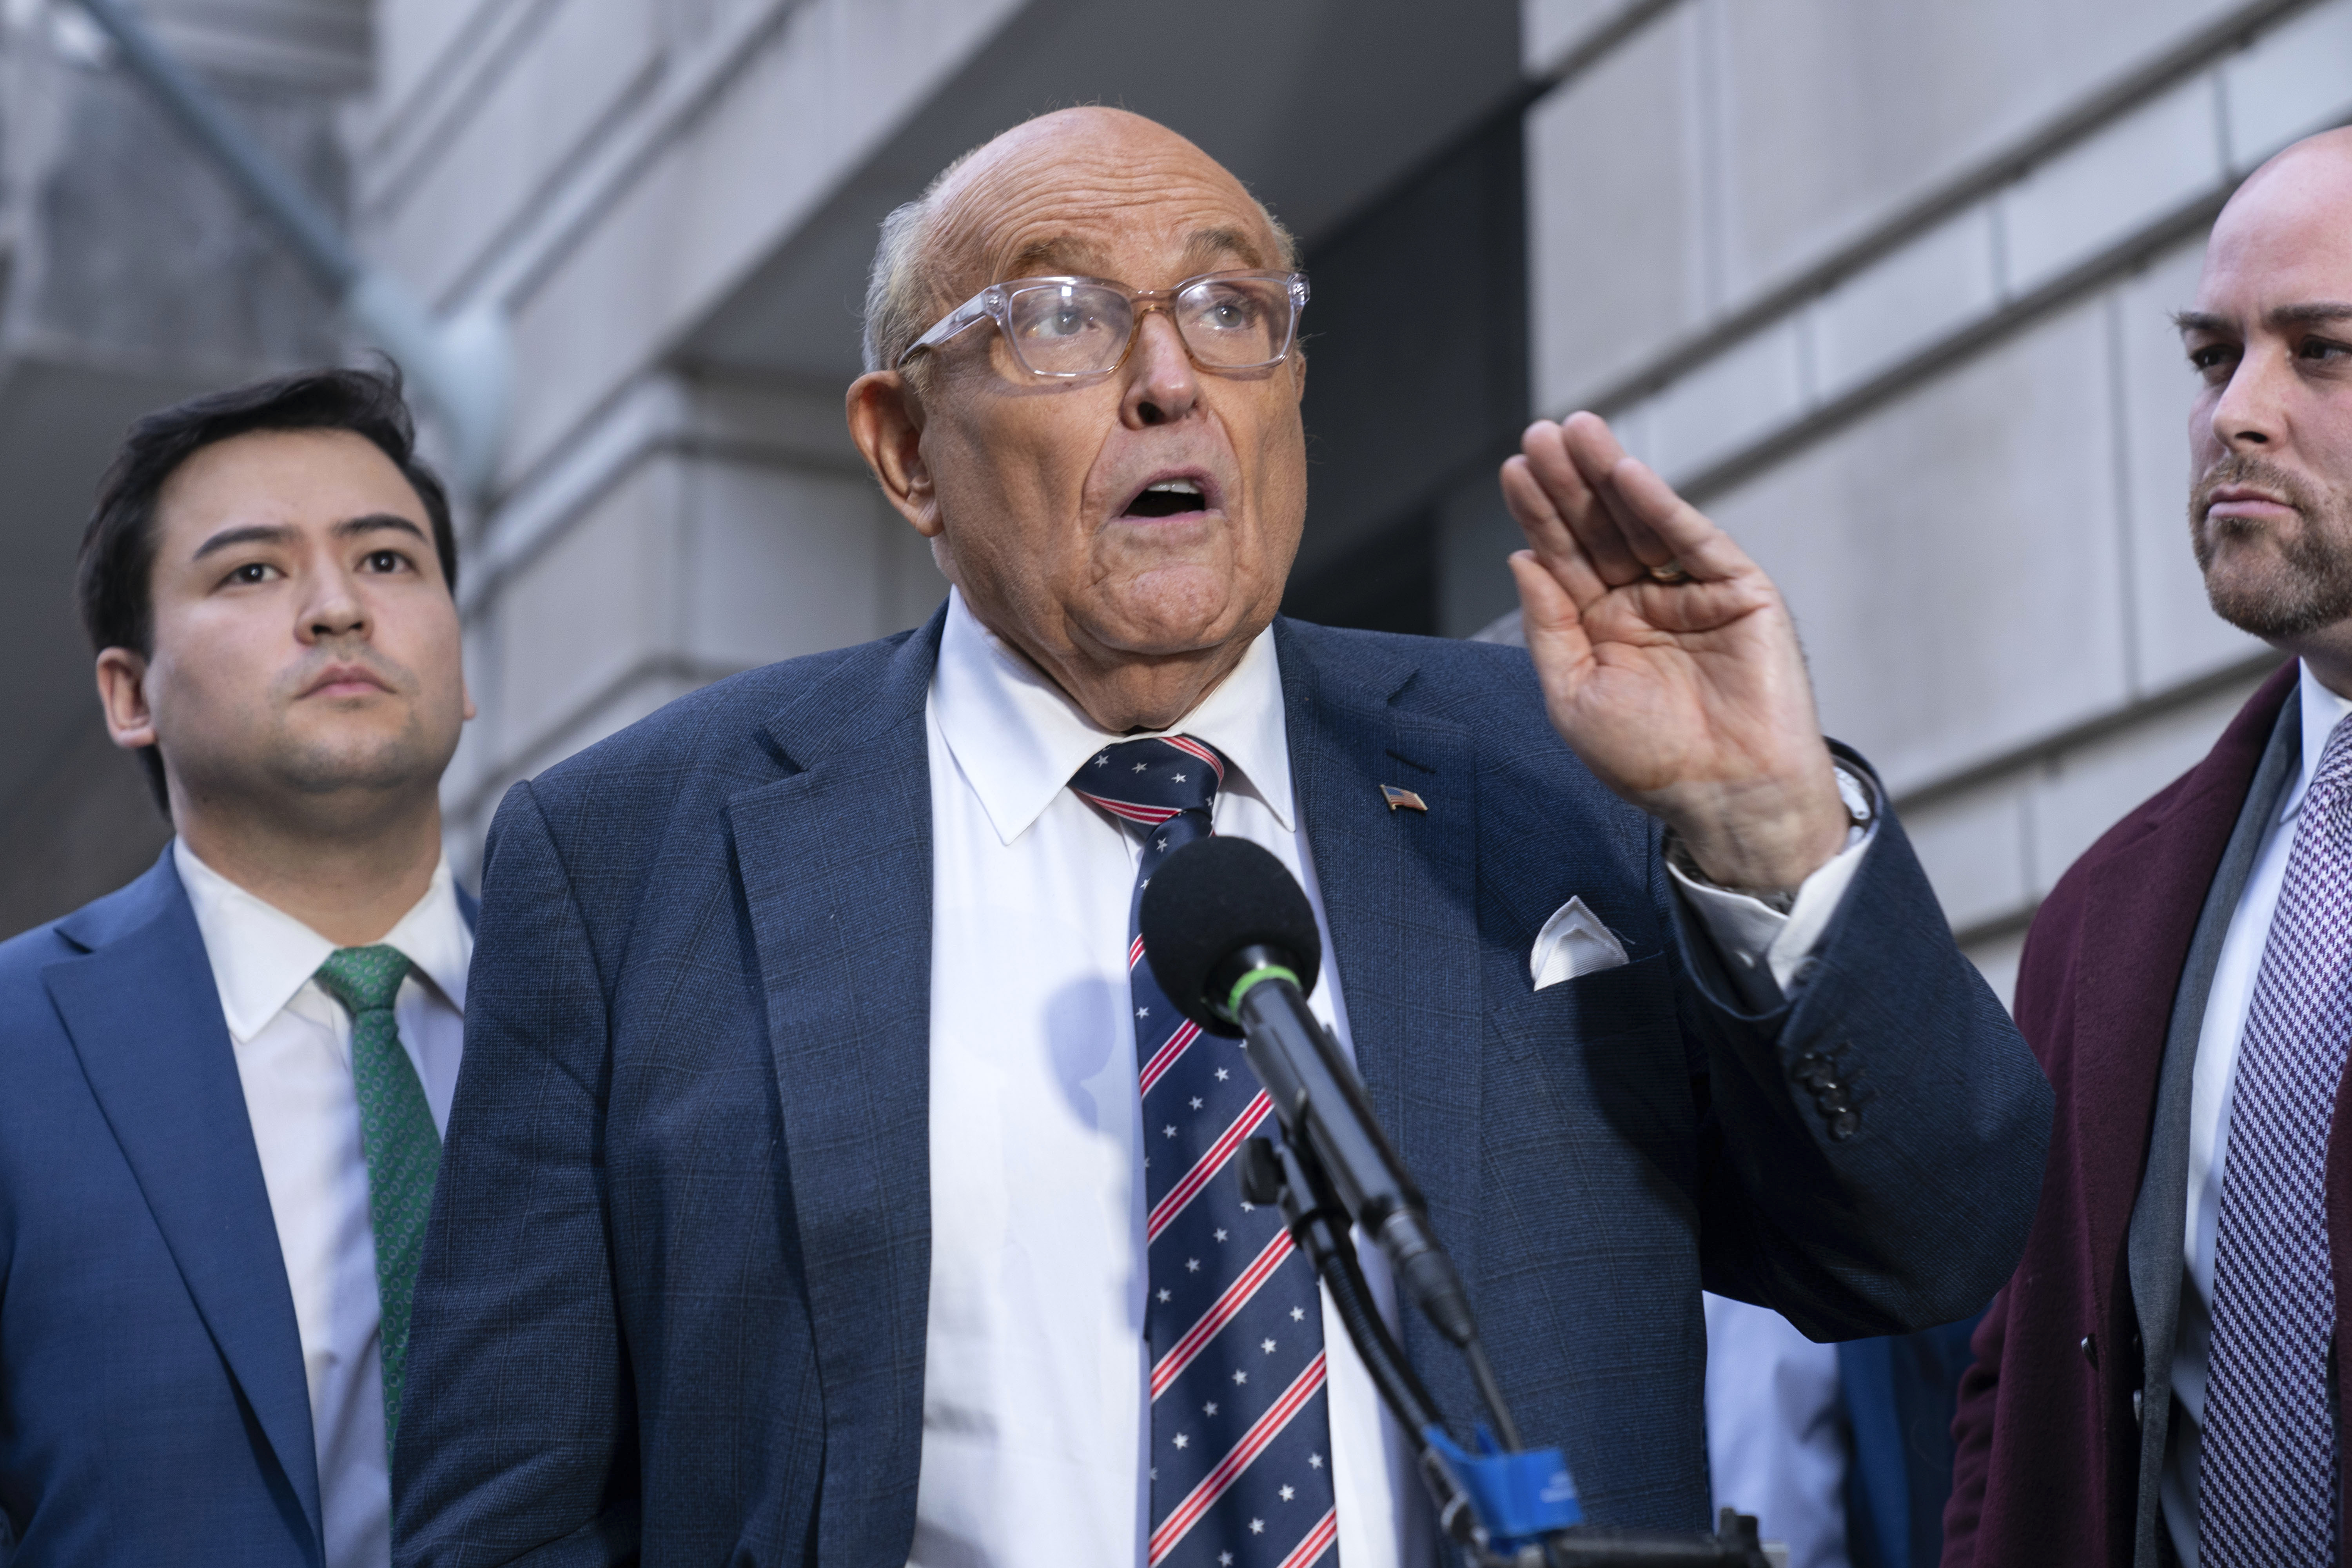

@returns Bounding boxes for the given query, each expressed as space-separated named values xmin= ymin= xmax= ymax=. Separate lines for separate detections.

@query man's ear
xmin=846 ymin=371 xmax=943 ymax=539
xmin=95 ymin=647 xmax=158 ymax=750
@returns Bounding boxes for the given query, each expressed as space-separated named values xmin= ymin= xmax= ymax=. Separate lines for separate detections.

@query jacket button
xmin=1828 ymin=1110 xmax=1859 ymax=1141
xmin=2081 ymin=1335 xmax=2098 ymax=1367
xmin=2133 ymin=1389 xmax=2144 ymax=1425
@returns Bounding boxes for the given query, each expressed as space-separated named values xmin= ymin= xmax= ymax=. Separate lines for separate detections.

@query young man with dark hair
xmin=0 ymin=366 xmax=474 ymax=1568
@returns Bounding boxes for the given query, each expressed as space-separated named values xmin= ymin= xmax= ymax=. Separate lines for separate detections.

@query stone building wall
xmin=1510 ymin=0 xmax=2352 ymax=997
xmin=330 ymin=0 xmax=2352 ymax=1000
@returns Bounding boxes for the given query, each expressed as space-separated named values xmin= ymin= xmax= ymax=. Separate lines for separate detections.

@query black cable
xmin=1318 ymin=1229 xmax=1446 ymax=1435
xmin=1463 ymin=1336 xmax=1525 ymax=1453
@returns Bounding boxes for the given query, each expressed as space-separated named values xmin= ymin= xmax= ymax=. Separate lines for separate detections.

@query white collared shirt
xmin=174 ymin=841 xmax=471 ymax=1568
xmin=2163 ymin=662 xmax=2352 ymax=1564
xmin=910 ymin=590 xmax=1856 ymax=1565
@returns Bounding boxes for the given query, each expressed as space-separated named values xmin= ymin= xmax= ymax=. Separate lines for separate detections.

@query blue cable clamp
xmin=1423 ymin=1426 xmax=1583 ymax=1547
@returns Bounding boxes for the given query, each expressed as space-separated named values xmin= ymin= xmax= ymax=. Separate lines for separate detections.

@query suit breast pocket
xmin=1504 ymin=947 xmax=1674 ymax=1038
xmin=1486 ymin=947 xmax=1699 ymax=1191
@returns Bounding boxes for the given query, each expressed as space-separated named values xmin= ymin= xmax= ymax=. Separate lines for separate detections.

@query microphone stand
xmin=1137 ymin=836 xmax=1776 ymax=1567
xmin=1226 ymin=986 xmax=1773 ymax=1568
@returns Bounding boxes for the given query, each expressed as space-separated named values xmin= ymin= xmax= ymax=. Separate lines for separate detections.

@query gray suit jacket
xmin=2125 ymin=693 xmax=2301 ymax=1566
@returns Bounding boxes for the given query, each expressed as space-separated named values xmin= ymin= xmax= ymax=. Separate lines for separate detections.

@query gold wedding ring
xmin=1647 ymin=559 xmax=1691 ymax=583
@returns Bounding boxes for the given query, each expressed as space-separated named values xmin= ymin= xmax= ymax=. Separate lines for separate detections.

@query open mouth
xmin=1121 ymin=477 xmax=1212 ymax=519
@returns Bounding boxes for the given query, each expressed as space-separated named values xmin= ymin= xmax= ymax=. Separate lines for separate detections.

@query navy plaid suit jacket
xmin=392 ymin=607 xmax=2051 ymax=1567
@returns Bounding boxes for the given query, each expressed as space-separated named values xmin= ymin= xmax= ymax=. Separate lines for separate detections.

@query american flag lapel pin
xmin=1381 ymin=785 xmax=1428 ymax=813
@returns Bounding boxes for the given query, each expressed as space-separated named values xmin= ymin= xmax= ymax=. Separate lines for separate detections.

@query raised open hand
xmin=1501 ymin=412 xmax=1848 ymax=893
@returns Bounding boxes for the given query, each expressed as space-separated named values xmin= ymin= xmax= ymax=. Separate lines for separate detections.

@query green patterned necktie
xmin=312 ymin=944 xmax=441 ymax=1451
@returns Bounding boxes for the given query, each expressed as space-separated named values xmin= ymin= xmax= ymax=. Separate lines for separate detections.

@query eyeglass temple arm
xmin=897 ymin=287 xmax=997 ymax=366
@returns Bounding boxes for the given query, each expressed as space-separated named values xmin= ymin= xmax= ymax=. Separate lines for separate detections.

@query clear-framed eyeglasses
xmin=896 ymin=269 xmax=1310 ymax=380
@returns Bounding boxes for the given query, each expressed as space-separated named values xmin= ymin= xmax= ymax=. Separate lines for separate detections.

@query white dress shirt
xmin=910 ymin=590 xmax=1867 ymax=1566
xmin=174 ymin=842 xmax=471 ymax=1568
xmin=2162 ymin=662 xmax=2352 ymax=1565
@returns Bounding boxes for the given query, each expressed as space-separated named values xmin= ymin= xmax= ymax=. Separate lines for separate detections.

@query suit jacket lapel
xmin=1274 ymin=620 xmax=1484 ymax=1266
xmin=44 ymin=852 xmax=322 ymax=1550
xmin=2118 ymin=688 xmax=2299 ymax=1560
xmin=2069 ymin=664 xmax=2296 ymax=1306
xmin=727 ymin=616 xmax=941 ymax=1564
xmin=2129 ymin=694 xmax=2298 ymax=1338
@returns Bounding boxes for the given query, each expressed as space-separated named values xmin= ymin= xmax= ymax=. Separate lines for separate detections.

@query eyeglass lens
xmin=1002 ymin=276 xmax=1294 ymax=376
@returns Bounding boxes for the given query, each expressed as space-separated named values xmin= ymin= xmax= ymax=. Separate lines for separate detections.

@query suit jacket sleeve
xmin=394 ymin=782 xmax=640 ymax=1568
xmin=1673 ymin=776 xmax=2054 ymax=1340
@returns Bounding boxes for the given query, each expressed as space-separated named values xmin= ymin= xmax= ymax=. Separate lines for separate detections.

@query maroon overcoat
xmin=1944 ymin=661 xmax=2352 ymax=1565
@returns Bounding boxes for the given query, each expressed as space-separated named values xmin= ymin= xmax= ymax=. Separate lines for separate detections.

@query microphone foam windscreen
xmin=1139 ymin=837 xmax=1323 ymax=1036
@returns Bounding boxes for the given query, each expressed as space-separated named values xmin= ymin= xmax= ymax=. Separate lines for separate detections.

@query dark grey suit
xmin=2124 ymin=693 xmax=2301 ymax=1566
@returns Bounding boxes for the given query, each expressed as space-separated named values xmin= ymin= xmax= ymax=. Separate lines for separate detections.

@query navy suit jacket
xmin=0 ymin=848 xmax=475 ymax=1566
xmin=394 ymin=611 xmax=2052 ymax=1566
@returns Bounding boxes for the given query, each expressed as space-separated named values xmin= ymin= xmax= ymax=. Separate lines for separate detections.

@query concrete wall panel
xmin=1708 ymin=298 xmax=2129 ymax=795
xmin=1523 ymin=0 xmax=1655 ymax=75
xmin=1998 ymin=74 xmax=2224 ymax=297
xmin=497 ymin=0 xmax=1021 ymax=482
xmin=684 ymin=461 xmax=929 ymax=670
xmin=489 ymin=454 xmax=684 ymax=759
xmin=1809 ymin=205 xmax=2000 ymax=402
xmin=370 ymin=0 xmax=493 ymax=121
xmin=1715 ymin=0 xmax=2247 ymax=299
xmin=2223 ymin=0 xmax=2352 ymax=171
xmin=1648 ymin=318 xmax=1805 ymax=482
xmin=1526 ymin=7 xmax=1704 ymax=412
xmin=1902 ymin=781 xmax=2032 ymax=935
xmin=372 ymin=1 xmax=662 ymax=304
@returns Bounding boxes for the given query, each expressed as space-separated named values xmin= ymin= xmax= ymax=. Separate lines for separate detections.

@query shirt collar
xmin=929 ymin=586 xmax=1296 ymax=845
xmin=174 ymin=839 xmax=473 ymax=1043
xmin=2281 ymin=661 xmax=2352 ymax=826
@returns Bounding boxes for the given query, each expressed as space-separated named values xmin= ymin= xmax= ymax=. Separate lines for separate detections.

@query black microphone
xmin=1138 ymin=837 xmax=1479 ymax=1352
xmin=1140 ymin=838 xmax=1776 ymax=1563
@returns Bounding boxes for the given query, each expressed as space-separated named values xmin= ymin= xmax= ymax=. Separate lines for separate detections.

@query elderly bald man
xmin=1946 ymin=127 xmax=2352 ymax=1568
xmin=394 ymin=108 xmax=2048 ymax=1568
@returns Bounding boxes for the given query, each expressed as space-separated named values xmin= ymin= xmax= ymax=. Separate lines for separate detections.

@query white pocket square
xmin=1530 ymin=897 xmax=1630 ymax=990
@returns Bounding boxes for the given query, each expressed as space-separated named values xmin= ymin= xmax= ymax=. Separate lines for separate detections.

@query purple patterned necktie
xmin=1074 ymin=735 xmax=1340 ymax=1568
xmin=2200 ymin=714 xmax=2352 ymax=1566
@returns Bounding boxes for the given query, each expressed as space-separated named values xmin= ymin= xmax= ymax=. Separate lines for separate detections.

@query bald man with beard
xmin=395 ymin=108 xmax=2049 ymax=1568
xmin=1945 ymin=127 xmax=2352 ymax=1568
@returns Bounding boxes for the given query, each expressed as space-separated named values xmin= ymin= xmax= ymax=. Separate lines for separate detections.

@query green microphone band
xmin=1225 ymin=963 xmax=1302 ymax=1019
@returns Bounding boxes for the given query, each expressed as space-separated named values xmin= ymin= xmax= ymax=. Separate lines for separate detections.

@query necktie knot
xmin=314 ymin=944 xmax=413 ymax=1016
xmin=1071 ymin=734 xmax=1227 ymax=827
xmin=2311 ymin=712 xmax=2352 ymax=809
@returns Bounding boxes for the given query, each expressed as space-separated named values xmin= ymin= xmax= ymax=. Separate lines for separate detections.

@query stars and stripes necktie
xmin=312 ymin=944 xmax=442 ymax=1452
xmin=1074 ymin=735 xmax=1340 ymax=1568
xmin=2200 ymin=715 xmax=2352 ymax=1566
